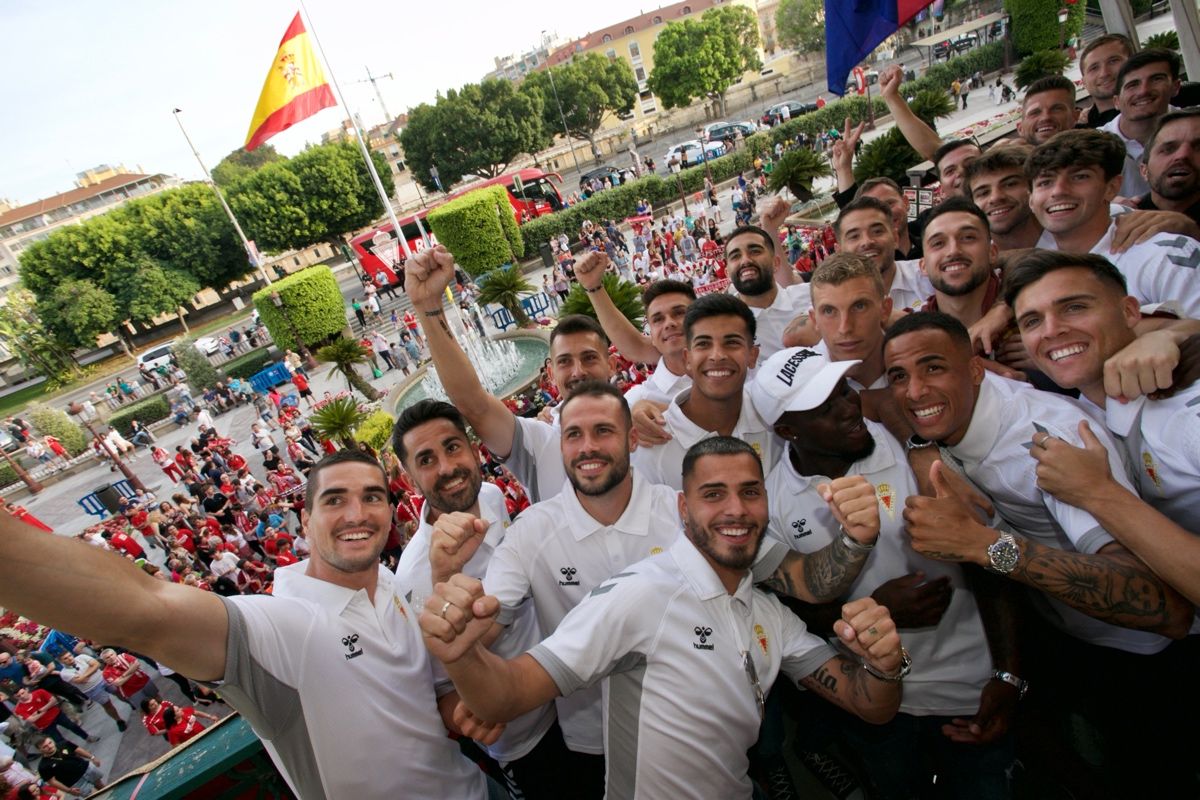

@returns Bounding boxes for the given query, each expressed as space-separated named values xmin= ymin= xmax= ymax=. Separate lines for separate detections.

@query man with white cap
xmin=750 ymin=346 xmax=1015 ymax=798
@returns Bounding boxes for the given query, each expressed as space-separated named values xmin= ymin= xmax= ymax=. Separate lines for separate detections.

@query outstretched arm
xmin=0 ymin=514 xmax=228 ymax=682
xmin=879 ymin=65 xmax=944 ymax=161
xmin=572 ymin=251 xmax=660 ymax=364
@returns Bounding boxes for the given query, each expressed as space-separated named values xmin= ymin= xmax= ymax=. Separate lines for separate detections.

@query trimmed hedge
xmin=252 ymin=265 xmax=345 ymax=352
xmin=223 ymin=349 xmax=275 ymax=380
xmin=354 ymin=409 xmax=395 ymax=452
xmin=428 ymin=184 xmax=526 ymax=276
xmin=108 ymin=394 xmax=171 ymax=436
xmin=26 ymin=404 xmax=87 ymax=456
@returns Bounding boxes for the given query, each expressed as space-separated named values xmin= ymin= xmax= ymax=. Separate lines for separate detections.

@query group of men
xmin=0 ymin=32 xmax=1197 ymax=800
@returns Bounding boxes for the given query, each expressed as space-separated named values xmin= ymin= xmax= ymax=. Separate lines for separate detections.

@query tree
xmin=521 ymin=53 xmax=638 ymax=155
xmin=172 ymin=338 xmax=219 ymax=392
xmin=212 ymin=144 xmax=284 ymax=187
xmin=1014 ymin=50 xmax=1072 ymax=90
xmin=767 ymin=148 xmax=832 ymax=202
xmin=475 ymin=266 xmax=535 ymax=328
xmin=251 ymin=266 xmax=346 ymax=352
xmin=308 ymin=396 xmax=370 ymax=450
xmin=427 ymin=185 xmax=524 ymax=277
xmin=648 ymin=5 xmax=763 ymax=116
xmin=316 ymin=338 xmax=381 ymax=401
xmin=0 ymin=289 xmax=82 ymax=383
xmin=1003 ymin=0 xmax=1084 ymax=57
xmin=37 ymin=280 xmax=120 ymax=352
xmin=400 ymin=79 xmax=550 ymax=192
xmin=776 ymin=0 xmax=825 ymax=55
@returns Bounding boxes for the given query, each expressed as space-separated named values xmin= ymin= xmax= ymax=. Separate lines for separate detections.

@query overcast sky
xmin=0 ymin=0 xmax=665 ymax=205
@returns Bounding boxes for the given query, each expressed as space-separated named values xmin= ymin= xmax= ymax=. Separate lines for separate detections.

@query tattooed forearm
xmin=800 ymin=657 xmax=897 ymax=723
xmin=800 ymin=534 xmax=872 ymax=603
xmin=1009 ymin=540 xmax=1190 ymax=637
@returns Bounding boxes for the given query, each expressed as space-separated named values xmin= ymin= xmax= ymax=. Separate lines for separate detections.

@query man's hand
xmin=760 ymin=195 xmax=792 ymax=234
xmin=980 ymin=358 xmax=1027 ymax=384
xmin=833 ymin=597 xmax=904 ymax=675
xmin=870 ymin=572 xmax=953 ymax=629
xmin=903 ymin=461 xmax=995 ymax=565
xmin=879 ymin=64 xmax=904 ymax=103
xmin=631 ymin=399 xmax=671 ymax=446
xmin=403 ymin=245 xmax=457 ymax=312
xmin=1031 ymin=420 xmax=1114 ymax=509
xmin=782 ymin=315 xmax=821 ymax=348
xmin=572 ymin=250 xmax=611 ymax=293
xmin=420 ymin=574 xmax=500 ymax=665
xmin=1104 ymin=329 xmax=1179 ymax=402
xmin=942 ymin=678 xmax=1018 ymax=744
xmin=1110 ymin=210 xmax=1200 ymax=253
xmin=429 ymin=512 xmax=490 ymax=586
xmin=994 ymin=333 xmax=1035 ymax=374
xmin=831 ymin=117 xmax=866 ymax=175
xmin=451 ymin=698 xmax=506 ymax=746
xmin=817 ymin=475 xmax=880 ymax=547
xmin=967 ymin=303 xmax=1013 ymax=357
xmin=1158 ymin=333 xmax=1200 ymax=398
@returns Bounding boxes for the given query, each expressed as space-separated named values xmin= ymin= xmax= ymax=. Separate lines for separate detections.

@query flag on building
xmin=825 ymin=0 xmax=933 ymax=96
xmin=244 ymin=12 xmax=337 ymax=151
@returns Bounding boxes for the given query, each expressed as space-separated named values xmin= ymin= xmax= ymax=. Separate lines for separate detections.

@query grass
xmin=0 ymin=382 xmax=55 ymax=417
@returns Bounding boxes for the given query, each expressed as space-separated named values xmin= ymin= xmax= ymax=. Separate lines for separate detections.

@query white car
xmin=663 ymin=140 xmax=727 ymax=168
xmin=193 ymin=337 xmax=221 ymax=356
xmin=136 ymin=344 xmax=174 ymax=371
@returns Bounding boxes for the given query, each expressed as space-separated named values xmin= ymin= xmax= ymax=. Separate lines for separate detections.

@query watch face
xmin=988 ymin=537 xmax=1019 ymax=573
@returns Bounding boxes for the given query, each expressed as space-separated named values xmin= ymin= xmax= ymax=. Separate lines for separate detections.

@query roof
xmin=0 ymin=172 xmax=164 ymax=230
xmin=910 ymin=11 xmax=1006 ymax=48
xmin=546 ymin=0 xmax=721 ymax=67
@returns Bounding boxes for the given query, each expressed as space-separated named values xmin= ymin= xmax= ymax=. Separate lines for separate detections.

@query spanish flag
xmin=244 ymin=12 xmax=337 ymax=151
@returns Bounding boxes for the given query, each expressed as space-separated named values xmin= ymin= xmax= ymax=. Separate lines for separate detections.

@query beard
xmin=683 ymin=514 xmax=764 ymax=573
xmin=567 ymin=450 xmax=631 ymax=497
xmin=930 ymin=265 xmax=990 ymax=298
xmin=732 ymin=262 xmax=775 ymax=296
xmin=421 ymin=467 xmax=482 ymax=514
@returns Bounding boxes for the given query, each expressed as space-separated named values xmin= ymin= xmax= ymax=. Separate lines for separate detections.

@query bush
xmin=1004 ymin=0 xmax=1083 ymax=57
xmin=223 ymin=349 xmax=275 ymax=380
xmin=428 ymin=185 xmax=525 ymax=277
xmin=0 ymin=461 xmax=16 ymax=489
xmin=1014 ymin=50 xmax=1072 ymax=90
xmin=252 ymin=265 xmax=345 ymax=352
xmin=559 ymin=273 xmax=645 ymax=330
xmin=854 ymin=128 xmax=923 ymax=185
xmin=25 ymin=403 xmax=87 ymax=456
xmin=107 ymin=394 xmax=171 ymax=436
xmin=172 ymin=338 xmax=219 ymax=393
xmin=354 ymin=409 xmax=395 ymax=452
xmin=1144 ymin=31 xmax=1179 ymax=51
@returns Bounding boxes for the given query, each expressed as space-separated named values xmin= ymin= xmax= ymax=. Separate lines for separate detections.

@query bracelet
xmin=992 ymin=669 xmax=1029 ymax=699
xmin=423 ymin=309 xmax=445 ymax=317
xmin=584 ymin=285 xmax=605 ymax=294
xmin=905 ymin=434 xmax=935 ymax=452
xmin=862 ymin=647 xmax=911 ymax=682
xmin=838 ymin=527 xmax=875 ymax=552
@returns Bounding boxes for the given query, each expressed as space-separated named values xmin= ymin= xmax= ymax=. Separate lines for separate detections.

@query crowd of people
xmin=0 ymin=33 xmax=1198 ymax=800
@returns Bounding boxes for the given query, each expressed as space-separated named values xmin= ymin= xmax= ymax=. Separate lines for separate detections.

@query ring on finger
xmin=867 ymin=626 xmax=879 ymax=637
xmin=439 ymin=600 xmax=452 ymax=619
xmin=1035 ymin=432 xmax=1052 ymax=448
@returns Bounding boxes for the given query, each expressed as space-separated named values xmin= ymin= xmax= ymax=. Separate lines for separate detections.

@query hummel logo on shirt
xmin=341 ymin=633 xmax=364 ymax=660
xmin=693 ymin=626 xmax=715 ymax=651
xmin=558 ymin=566 xmax=580 ymax=586
xmin=791 ymin=518 xmax=813 ymax=539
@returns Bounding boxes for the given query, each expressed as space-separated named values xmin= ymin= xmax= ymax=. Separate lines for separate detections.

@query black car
xmin=933 ymin=40 xmax=952 ymax=59
xmin=760 ymin=100 xmax=818 ymax=127
xmin=953 ymin=33 xmax=979 ymax=53
xmin=578 ymin=165 xmax=633 ymax=191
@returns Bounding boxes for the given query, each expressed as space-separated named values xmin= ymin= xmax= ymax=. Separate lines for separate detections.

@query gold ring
xmin=439 ymin=601 xmax=452 ymax=619
xmin=1036 ymin=432 xmax=1052 ymax=448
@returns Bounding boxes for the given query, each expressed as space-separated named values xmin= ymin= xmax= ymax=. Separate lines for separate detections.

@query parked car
xmin=932 ymin=39 xmax=952 ymax=59
xmin=953 ymin=33 xmax=979 ymax=53
xmin=578 ymin=165 xmax=634 ymax=191
xmin=136 ymin=344 xmax=174 ymax=372
xmin=0 ymin=428 xmax=19 ymax=454
xmin=760 ymin=100 xmax=819 ymax=126
xmin=702 ymin=121 xmax=757 ymax=143
xmin=192 ymin=337 xmax=222 ymax=356
xmin=663 ymin=139 xmax=727 ymax=169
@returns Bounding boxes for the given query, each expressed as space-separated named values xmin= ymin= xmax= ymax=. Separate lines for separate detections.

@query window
xmin=606 ymin=48 xmax=617 ymax=61
xmin=629 ymin=41 xmax=641 ymax=59
xmin=635 ymin=66 xmax=646 ymax=82
xmin=624 ymin=25 xmax=635 ymax=35
xmin=602 ymin=33 xmax=612 ymax=42
xmin=294 ymin=257 xmax=301 ymax=266
xmin=652 ymin=15 xmax=662 ymax=24
xmin=682 ymin=5 xmax=691 ymax=12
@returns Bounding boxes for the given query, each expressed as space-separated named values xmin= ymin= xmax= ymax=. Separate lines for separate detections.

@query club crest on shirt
xmin=392 ymin=595 xmax=408 ymax=620
xmin=650 ymin=546 xmax=664 ymax=555
xmin=754 ymin=623 xmax=768 ymax=654
xmin=876 ymin=483 xmax=896 ymax=518
xmin=1142 ymin=452 xmax=1163 ymax=492
xmin=750 ymin=441 xmax=763 ymax=458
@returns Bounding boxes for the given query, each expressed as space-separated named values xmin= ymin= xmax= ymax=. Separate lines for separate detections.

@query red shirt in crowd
xmin=103 ymin=653 xmax=150 ymax=699
xmin=108 ymin=530 xmax=144 ymax=558
xmin=13 ymin=688 xmax=59 ymax=729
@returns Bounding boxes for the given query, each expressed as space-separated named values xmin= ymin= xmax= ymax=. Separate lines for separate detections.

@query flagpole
xmin=297 ymin=0 xmax=411 ymax=261
xmin=171 ymin=108 xmax=273 ymax=286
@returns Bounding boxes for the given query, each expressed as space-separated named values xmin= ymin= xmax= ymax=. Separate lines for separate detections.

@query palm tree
xmin=560 ymin=274 xmax=645 ymax=329
xmin=308 ymin=396 xmax=369 ymax=450
xmin=767 ymin=148 xmax=832 ymax=203
xmin=476 ymin=265 xmax=535 ymax=327
xmin=316 ymin=337 xmax=381 ymax=401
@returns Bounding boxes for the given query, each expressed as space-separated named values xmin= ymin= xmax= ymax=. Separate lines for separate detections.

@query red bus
xmin=349 ymin=168 xmax=563 ymax=285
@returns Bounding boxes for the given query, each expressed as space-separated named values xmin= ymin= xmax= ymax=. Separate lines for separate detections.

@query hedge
xmin=0 ymin=462 xmax=16 ymax=488
xmin=252 ymin=265 xmax=345 ymax=352
xmin=26 ymin=404 xmax=87 ymax=456
xmin=428 ymin=185 xmax=526 ymax=276
xmin=223 ymin=349 xmax=275 ymax=380
xmin=354 ymin=409 xmax=395 ymax=452
xmin=107 ymin=394 xmax=171 ymax=436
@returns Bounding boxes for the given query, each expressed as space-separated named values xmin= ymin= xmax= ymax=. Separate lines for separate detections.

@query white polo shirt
xmin=623 ymin=357 xmax=691 ymax=408
xmin=765 ymin=423 xmax=992 ymax=716
xmin=740 ymin=283 xmax=813 ymax=360
xmin=393 ymin=483 xmax=556 ymax=764
xmin=529 ymin=535 xmax=836 ymax=800
xmin=1088 ymin=222 xmax=1200 ymax=318
xmin=217 ymin=564 xmax=486 ymax=800
xmin=889 ymin=259 xmax=935 ymax=314
xmin=1100 ymin=114 xmax=1157 ymax=198
xmin=504 ymin=408 xmax=566 ymax=503
xmin=631 ymin=387 xmax=783 ymax=491
xmin=944 ymin=373 xmax=1169 ymax=654
xmin=484 ymin=471 xmax=681 ymax=755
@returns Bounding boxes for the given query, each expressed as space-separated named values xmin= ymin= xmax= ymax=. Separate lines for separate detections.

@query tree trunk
xmin=176 ymin=308 xmax=190 ymax=334
xmin=345 ymin=365 xmax=382 ymax=401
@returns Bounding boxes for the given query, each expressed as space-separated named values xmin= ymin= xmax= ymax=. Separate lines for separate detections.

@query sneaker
xmin=86 ymin=735 xmax=100 ymax=743
xmin=116 ymin=719 xmax=128 ymax=732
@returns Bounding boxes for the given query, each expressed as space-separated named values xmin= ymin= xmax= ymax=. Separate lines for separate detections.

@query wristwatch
xmin=862 ymin=647 xmax=912 ymax=682
xmin=992 ymin=670 xmax=1029 ymax=700
xmin=905 ymin=434 xmax=936 ymax=452
xmin=986 ymin=531 xmax=1020 ymax=574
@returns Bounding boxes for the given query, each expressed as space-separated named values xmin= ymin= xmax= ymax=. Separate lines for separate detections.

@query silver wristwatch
xmin=862 ymin=647 xmax=912 ymax=682
xmin=986 ymin=531 xmax=1020 ymax=574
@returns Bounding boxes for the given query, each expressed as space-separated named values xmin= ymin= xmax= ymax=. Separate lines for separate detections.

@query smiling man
xmin=1018 ymin=76 xmax=1079 ymax=147
xmin=1101 ymin=49 xmax=1182 ymax=197
xmin=1079 ymin=34 xmax=1134 ymax=129
xmin=723 ymin=225 xmax=815 ymax=358
xmin=964 ymin=143 xmax=1044 ymax=252
xmin=834 ymin=197 xmax=934 ymax=315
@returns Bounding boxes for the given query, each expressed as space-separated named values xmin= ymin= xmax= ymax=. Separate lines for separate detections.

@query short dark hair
xmin=856 ymin=176 xmax=903 ymax=199
xmin=683 ymin=292 xmax=756 ymax=344
xmin=964 ymin=143 xmax=1032 ymax=194
xmin=1026 ymin=129 xmax=1126 ymax=182
xmin=725 ymin=224 xmax=776 ymax=255
xmin=1142 ymin=107 xmax=1200 ymax=162
xmin=558 ymin=379 xmax=632 ymax=430
xmin=882 ymin=311 xmax=972 ymax=353
xmin=834 ymin=196 xmax=893 ymax=237
xmin=931 ymin=139 xmax=980 ymax=173
xmin=550 ymin=314 xmax=610 ymax=349
xmin=304 ymin=449 xmax=389 ymax=511
xmin=1023 ymin=75 xmax=1077 ymax=105
xmin=1001 ymin=249 xmax=1128 ymax=309
xmin=392 ymin=399 xmax=469 ymax=463
xmin=1081 ymin=33 xmax=1134 ymax=72
xmin=922 ymin=197 xmax=991 ymax=236
xmin=681 ymin=436 xmax=762 ymax=489
xmin=643 ymin=279 xmax=696 ymax=309
xmin=1116 ymin=48 xmax=1182 ymax=94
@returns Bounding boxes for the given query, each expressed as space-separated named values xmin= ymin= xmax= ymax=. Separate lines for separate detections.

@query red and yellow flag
xmin=244 ymin=12 xmax=337 ymax=151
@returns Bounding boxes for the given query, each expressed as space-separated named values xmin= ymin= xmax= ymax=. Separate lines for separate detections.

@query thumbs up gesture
xmin=1031 ymin=419 xmax=1114 ymax=509
xmin=902 ymin=461 xmax=996 ymax=567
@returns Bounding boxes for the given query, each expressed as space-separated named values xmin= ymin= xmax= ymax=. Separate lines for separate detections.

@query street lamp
xmin=68 ymin=401 xmax=146 ymax=493
xmin=1057 ymin=7 xmax=1069 ymax=49
xmin=270 ymin=291 xmax=320 ymax=370
xmin=543 ymin=30 xmax=583 ymax=176
xmin=0 ymin=443 xmax=42 ymax=494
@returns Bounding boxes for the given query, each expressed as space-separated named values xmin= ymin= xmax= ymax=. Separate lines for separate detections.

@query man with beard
xmin=1135 ymin=108 xmax=1200 ymax=224
xmin=1018 ymin=76 xmax=1078 ymax=147
xmin=421 ymin=436 xmax=908 ymax=800
xmin=0 ymin=449 xmax=495 ymax=798
xmin=832 ymin=197 xmax=934 ymax=314
xmin=407 ymin=245 xmax=614 ymax=502
xmin=392 ymin=399 xmax=562 ymax=799
xmin=1079 ymin=35 xmax=1134 ymax=129
xmin=1101 ymin=49 xmax=1182 ymax=198
xmin=723 ymin=224 xmax=817 ymax=358
xmin=752 ymin=348 xmax=1012 ymax=798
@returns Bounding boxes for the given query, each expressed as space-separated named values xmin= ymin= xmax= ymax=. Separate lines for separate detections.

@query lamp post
xmin=0 ymin=443 xmax=42 ymax=494
xmin=543 ymin=30 xmax=583 ymax=176
xmin=68 ymin=402 xmax=146 ymax=493
xmin=270 ymin=291 xmax=320 ymax=370
xmin=1057 ymin=7 xmax=1069 ymax=50
xmin=695 ymin=128 xmax=715 ymax=188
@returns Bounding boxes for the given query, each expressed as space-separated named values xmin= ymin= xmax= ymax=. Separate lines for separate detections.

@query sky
xmin=0 ymin=0 xmax=667 ymax=206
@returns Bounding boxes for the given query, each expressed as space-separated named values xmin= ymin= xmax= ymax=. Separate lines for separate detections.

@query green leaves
xmin=559 ymin=274 xmax=645 ymax=331
xmin=476 ymin=265 xmax=536 ymax=327
xmin=171 ymin=338 xmax=220 ymax=392
xmin=1014 ymin=50 xmax=1072 ymax=90
xmin=767 ymin=148 xmax=832 ymax=202
xmin=776 ymin=0 xmax=825 ymax=54
xmin=315 ymin=338 xmax=382 ymax=401
xmin=211 ymin=144 xmax=284 ymax=188
xmin=251 ymin=265 xmax=346 ymax=352
xmin=427 ymin=185 xmax=524 ymax=276
xmin=309 ymin=394 xmax=371 ymax=448
xmin=522 ymin=52 xmax=638 ymax=148
xmin=648 ymin=5 xmax=763 ymax=114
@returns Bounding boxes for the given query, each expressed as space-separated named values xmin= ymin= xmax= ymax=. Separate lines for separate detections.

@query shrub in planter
xmin=26 ymin=403 xmax=87 ymax=455
xmin=252 ymin=265 xmax=344 ymax=352
xmin=223 ymin=349 xmax=275 ymax=380
xmin=107 ymin=395 xmax=171 ymax=436
xmin=354 ymin=409 xmax=395 ymax=453
xmin=428 ymin=185 xmax=525 ymax=277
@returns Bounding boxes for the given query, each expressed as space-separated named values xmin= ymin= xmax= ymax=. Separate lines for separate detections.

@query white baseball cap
xmin=750 ymin=347 xmax=861 ymax=424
